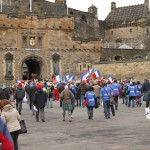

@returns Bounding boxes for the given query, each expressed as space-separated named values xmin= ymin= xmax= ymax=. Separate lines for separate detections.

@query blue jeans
xmin=128 ymin=96 xmax=135 ymax=107
xmin=103 ymin=101 xmax=110 ymax=118
xmin=81 ymin=94 xmax=85 ymax=107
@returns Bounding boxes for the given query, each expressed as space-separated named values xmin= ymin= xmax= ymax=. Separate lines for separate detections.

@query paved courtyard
xmin=19 ymin=100 xmax=150 ymax=150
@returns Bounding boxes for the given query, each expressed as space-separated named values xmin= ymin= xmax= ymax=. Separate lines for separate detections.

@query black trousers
xmin=110 ymin=103 xmax=115 ymax=115
xmin=114 ymin=96 xmax=119 ymax=110
xmin=11 ymin=130 xmax=20 ymax=150
xmin=146 ymin=100 xmax=150 ymax=108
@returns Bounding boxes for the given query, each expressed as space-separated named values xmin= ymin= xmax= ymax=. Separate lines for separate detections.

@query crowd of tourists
xmin=0 ymin=77 xmax=150 ymax=150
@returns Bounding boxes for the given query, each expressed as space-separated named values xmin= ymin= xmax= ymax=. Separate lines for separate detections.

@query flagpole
xmin=0 ymin=0 xmax=2 ymax=13
xmin=30 ymin=0 xmax=32 ymax=12
xmin=66 ymin=0 xmax=68 ymax=15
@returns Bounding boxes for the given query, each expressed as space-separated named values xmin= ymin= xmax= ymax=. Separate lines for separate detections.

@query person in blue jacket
xmin=135 ymin=81 xmax=142 ymax=107
xmin=100 ymin=81 xmax=112 ymax=119
xmin=111 ymin=79 xmax=121 ymax=110
xmin=128 ymin=82 xmax=136 ymax=107
xmin=84 ymin=86 xmax=97 ymax=119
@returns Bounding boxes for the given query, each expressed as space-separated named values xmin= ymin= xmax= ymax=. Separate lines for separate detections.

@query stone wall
xmin=105 ymin=24 xmax=145 ymax=49
xmin=93 ymin=60 xmax=150 ymax=81
xmin=0 ymin=13 xmax=102 ymax=84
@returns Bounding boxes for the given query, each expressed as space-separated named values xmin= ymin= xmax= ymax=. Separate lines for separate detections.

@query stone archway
xmin=21 ymin=56 xmax=44 ymax=80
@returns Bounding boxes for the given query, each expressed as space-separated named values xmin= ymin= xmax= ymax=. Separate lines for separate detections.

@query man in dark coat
xmin=58 ymin=82 xmax=65 ymax=107
xmin=33 ymin=84 xmax=47 ymax=122
xmin=78 ymin=81 xmax=88 ymax=107
xmin=141 ymin=79 xmax=150 ymax=108
xmin=14 ymin=83 xmax=25 ymax=115
xmin=29 ymin=82 xmax=37 ymax=115
xmin=0 ymin=85 xmax=10 ymax=100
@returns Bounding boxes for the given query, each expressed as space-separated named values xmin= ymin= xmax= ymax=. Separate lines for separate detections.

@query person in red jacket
xmin=54 ymin=87 xmax=60 ymax=101
xmin=0 ymin=117 xmax=14 ymax=150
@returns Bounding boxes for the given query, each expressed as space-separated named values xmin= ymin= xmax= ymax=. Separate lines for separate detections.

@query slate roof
xmin=105 ymin=4 xmax=147 ymax=27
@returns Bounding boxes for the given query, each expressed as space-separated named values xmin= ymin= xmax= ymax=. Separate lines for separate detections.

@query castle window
xmin=111 ymin=31 xmax=113 ymax=35
xmin=83 ymin=63 xmax=86 ymax=68
xmin=70 ymin=11 xmax=73 ymax=15
xmin=135 ymin=56 xmax=143 ymax=60
xmin=81 ymin=15 xmax=87 ymax=23
xmin=147 ymin=28 xmax=149 ymax=35
xmin=130 ymin=29 xmax=132 ymax=33
xmin=22 ymin=36 xmax=27 ymax=47
xmin=80 ymin=65 xmax=82 ymax=72
xmin=38 ymin=36 xmax=43 ymax=47
xmin=88 ymin=65 xmax=90 ymax=71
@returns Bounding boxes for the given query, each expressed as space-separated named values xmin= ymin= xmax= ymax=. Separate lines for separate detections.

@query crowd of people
xmin=0 ymin=77 xmax=150 ymax=149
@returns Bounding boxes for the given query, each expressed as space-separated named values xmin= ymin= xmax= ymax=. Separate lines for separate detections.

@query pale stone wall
xmin=105 ymin=24 xmax=145 ymax=49
xmin=93 ymin=60 xmax=150 ymax=81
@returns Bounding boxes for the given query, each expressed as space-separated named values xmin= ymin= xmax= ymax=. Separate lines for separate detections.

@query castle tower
xmin=144 ymin=0 xmax=149 ymax=11
xmin=111 ymin=2 xmax=116 ymax=11
xmin=88 ymin=4 xmax=97 ymax=18
xmin=55 ymin=0 xmax=66 ymax=4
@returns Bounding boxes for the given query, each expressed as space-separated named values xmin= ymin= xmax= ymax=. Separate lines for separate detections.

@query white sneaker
xmin=71 ymin=115 xmax=73 ymax=118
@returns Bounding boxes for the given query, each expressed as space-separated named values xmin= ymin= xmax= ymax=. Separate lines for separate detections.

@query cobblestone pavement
xmin=18 ymin=100 xmax=150 ymax=150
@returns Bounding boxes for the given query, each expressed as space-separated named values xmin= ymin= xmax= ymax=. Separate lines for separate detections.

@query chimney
xmin=111 ymin=2 xmax=116 ymax=11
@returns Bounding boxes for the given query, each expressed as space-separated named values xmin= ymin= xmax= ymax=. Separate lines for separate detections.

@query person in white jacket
xmin=0 ymin=100 xmax=21 ymax=150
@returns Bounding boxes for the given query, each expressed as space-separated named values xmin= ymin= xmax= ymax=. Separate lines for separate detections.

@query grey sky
xmin=47 ymin=0 xmax=144 ymax=20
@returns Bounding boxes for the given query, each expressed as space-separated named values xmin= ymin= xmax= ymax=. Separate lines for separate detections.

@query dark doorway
xmin=22 ymin=57 xmax=42 ymax=80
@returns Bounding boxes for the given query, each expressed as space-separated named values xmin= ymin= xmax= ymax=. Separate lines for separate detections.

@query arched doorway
xmin=22 ymin=57 xmax=43 ymax=80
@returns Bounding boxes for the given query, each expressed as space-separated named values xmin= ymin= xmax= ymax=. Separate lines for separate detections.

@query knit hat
xmin=18 ymin=83 xmax=22 ymax=87
xmin=37 ymin=84 xmax=43 ymax=90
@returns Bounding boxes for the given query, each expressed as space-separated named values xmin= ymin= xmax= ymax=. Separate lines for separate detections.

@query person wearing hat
xmin=0 ymin=85 xmax=10 ymax=100
xmin=14 ymin=83 xmax=25 ymax=115
xmin=0 ymin=99 xmax=21 ymax=150
xmin=33 ymin=84 xmax=47 ymax=122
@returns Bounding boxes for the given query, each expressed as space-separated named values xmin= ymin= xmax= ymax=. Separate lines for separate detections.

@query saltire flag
xmin=64 ymin=74 xmax=72 ymax=83
xmin=93 ymin=70 xmax=101 ymax=79
xmin=89 ymin=68 xmax=94 ymax=74
xmin=68 ymin=76 xmax=76 ymax=82
xmin=80 ymin=71 xmax=89 ymax=81
xmin=53 ymin=74 xmax=62 ymax=82
xmin=108 ymin=76 xmax=113 ymax=83
xmin=0 ymin=117 xmax=14 ymax=150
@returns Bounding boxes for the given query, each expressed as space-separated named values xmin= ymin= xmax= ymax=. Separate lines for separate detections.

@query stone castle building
xmin=0 ymin=0 xmax=102 ymax=83
xmin=0 ymin=0 xmax=149 ymax=83
xmin=98 ymin=0 xmax=150 ymax=80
